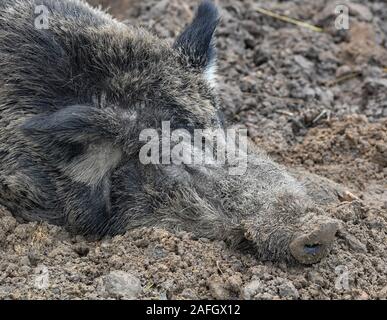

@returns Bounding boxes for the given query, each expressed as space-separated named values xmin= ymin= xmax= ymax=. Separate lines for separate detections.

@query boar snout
xmin=241 ymin=198 xmax=340 ymax=264
xmin=289 ymin=218 xmax=339 ymax=264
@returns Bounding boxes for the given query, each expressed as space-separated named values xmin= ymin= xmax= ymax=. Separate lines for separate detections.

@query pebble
xmin=242 ymin=280 xmax=262 ymax=299
xmin=336 ymin=65 xmax=352 ymax=78
xmin=294 ymin=55 xmax=314 ymax=70
xmin=208 ymin=279 xmax=229 ymax=299
xmin=316 ymin=87 xmax=334 ymax=106
xmin=101 ymin=270 xmax=142 ymax=299
xmin=34 ymin=265 xmax=50 ymax=290
xmin=228 ymin=274 xmax=243 ymax=293
xmin=278 ymin=281 xmax=300 ymax=299
xmin=303 ymin=87 xmax=316 ymax=99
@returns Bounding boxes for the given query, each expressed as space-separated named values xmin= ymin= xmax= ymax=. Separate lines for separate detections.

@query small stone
xmin=304 ymin=159 xmax=315 ymax=167
xmin=316 ymin=88 xmax=334 ymax=106
xmin=208 ymin=279 xmax=229 ymax=299
xmin=278 ymin=281 xmax=299 ymax=299
xmin=102 ymin=270 xmax=142 ymax=299
xmin=242 ymin=280 xmax=262 ymax=299
xmin=303 ymin=87 xmax=316 ymax=99
xmin=294 ymin=55 xmax=314 ymax=69
xmin=34 ymin=265 xmax=50 ymax=290
xmin=339 ymin=190 xmax=360 ymax=202
xmin=159 ymin=291 xmax=168 ymax=300
xmin=336 ymin=65 xmax=352 ymax=78
xmin=150 ymin=245 xmax=168 ymax=259
xmin=228 ymin=274 xmax=243 ymax=293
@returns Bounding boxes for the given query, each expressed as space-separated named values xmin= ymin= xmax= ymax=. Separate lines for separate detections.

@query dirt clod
xmin=98 ymin=271 xmax=142 ymax=299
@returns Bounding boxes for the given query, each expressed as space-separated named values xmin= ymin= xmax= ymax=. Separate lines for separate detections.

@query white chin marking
xmin=204 ymin=64 xmax=218 ymax=88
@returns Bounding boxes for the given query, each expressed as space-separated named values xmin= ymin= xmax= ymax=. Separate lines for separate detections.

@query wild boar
xmin=0 ymin=0 xmax=339 ymax=264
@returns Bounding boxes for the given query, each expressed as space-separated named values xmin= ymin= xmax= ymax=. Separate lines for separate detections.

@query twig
xmin=312 ymin=109 xmax=332 ymax=124
xmin=275 ymin=110 xmax=294 ymax=116
xmin=216 ymin=261 xmax=224 ymax=275
xmin=143 ymin=282 xmax=154 ymax=292
xmin=255 ymin=7 xmax=324 ymax=33
xmin=327 ymin=71 xmax=362 ymax=87
xmin=312 ymin=110 xmax=327 ymax=124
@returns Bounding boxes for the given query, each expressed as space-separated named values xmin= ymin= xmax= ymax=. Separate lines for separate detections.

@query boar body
xmin=0 ymin=0 xmax=338 ymax=264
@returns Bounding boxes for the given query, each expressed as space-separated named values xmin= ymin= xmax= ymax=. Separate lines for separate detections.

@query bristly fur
xmin=0 ymin=0 xmax=338 ymax=264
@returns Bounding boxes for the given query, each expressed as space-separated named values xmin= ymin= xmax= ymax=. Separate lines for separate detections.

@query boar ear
xmin=21 ymin=105 xmax=118 ymax=144
xmin=21 ymin=105 xmax=125 ymax=186
xmin=174 ymin=0 xmax=219 ymax=80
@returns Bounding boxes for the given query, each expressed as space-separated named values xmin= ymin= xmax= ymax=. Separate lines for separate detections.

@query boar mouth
xmin=289 ymin=219 xmax=339 ymax=264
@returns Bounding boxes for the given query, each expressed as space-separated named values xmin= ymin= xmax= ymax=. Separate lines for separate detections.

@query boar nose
xmin=289 ymin=219 xmax=339 ymax=264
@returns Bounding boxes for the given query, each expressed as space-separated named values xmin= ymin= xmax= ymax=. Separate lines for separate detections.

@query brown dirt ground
xmin=0 ymin=0 xmax=386 ymax=300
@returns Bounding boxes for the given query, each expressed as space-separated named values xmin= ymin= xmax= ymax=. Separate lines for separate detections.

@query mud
xmin=0 ymin=0 xmax=386 ymax=299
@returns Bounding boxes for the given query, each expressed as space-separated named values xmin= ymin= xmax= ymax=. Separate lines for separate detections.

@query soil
xmin=0 ymin=0 xmax=386 ymax=300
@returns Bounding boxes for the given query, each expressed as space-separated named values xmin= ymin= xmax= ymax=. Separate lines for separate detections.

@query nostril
xmin=304 ymin=243 xmax=322 ymax=255
xmin=290 ymin=219 xmax=340 ymax=264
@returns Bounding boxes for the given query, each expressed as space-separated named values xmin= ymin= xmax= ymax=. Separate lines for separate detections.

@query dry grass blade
xmin=256 ymin=7 xmax=324 ymax=33
xmin=327 ymin=71 xmax=362 ymax=87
